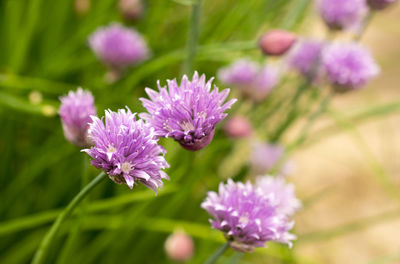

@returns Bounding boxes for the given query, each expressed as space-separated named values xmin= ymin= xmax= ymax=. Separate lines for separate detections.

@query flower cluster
xmin=83 ymin=108 xmax=169 ymax=192
xmin=288 ymin=39 xmax=324 ymax=80
xmin=140 ymin=72 xmax=236 ymax=151
xmin=89 ymin=23 xmax=149 ymax=71
xmin=218 ymin=59 xmax=280 ymax=102
xmin=322 ymin=43 xmax=380 ymax=92
xmin=59 ymin=88 xmax=97 ymax=147
xmin=317 ymin=0 xmax=367 ymax=30
xmin=201 ymin=179 xmax=296 ymax=252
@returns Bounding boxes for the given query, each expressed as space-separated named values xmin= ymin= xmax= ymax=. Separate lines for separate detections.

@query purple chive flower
xmin=250 ymin=143 xmax=292 ymax=175
xmin=256 ymin=175 xmax=301 ymax=217
xmin=218 ymin=59 xmax=259 ymax=86
xmin=83 ymin=108 xmax=169 ymax=192
xmin=218 ymin=59 xmax=279 ymax=102
xmin=201 ymin=179 xmax=295 ymax=252
xmin=59 ymin=88 xmax=96 ymax=147
xmin=322 ymin=43 xmax=380 ymax=92
xmin=367 ymin=0 xmax=397 ymax=9
xmin=140 ymin=72 xmax=236 ymax=151
xmin=317 ymin=0 xmax=367 ymax=30
xmin=288 ymin=39 xmax=324 ymax=80
xmin=89 ymin=23 xmax=149 ymax=70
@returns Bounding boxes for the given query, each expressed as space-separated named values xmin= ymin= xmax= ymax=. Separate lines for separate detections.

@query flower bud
xmin=258 ymin=30 xmax=297 ymax=56
xmin=179 ymin=129 xmax=215 ymax=151
xmin=74 ymin=0 xmax=91 ymax=16
xmin=224 ymin=115 xmax=252 ymax=139
xmin=367 ymin=0 xmax=397 ymax=10
xmin=165 ymin=231 xmax=194 ymax=262
xmin=119 ymin=0 xmax=144 ymax=21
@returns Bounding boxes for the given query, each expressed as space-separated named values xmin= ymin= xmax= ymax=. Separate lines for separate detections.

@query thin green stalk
xmin=182 ymin=0 xmax=202 ymax=75
xmin=56 ymin=155 xmax=90 ymax=264
xmin=205 ymin=242 xmax=230 ymax=264
xmin=31 ymin=172 xmax=106 ymax=264
xmin=289 ymin=91 xmax=334 ymax=150
xmin=355 ymin=11 xmax=374 ymax=41
xmin=269 ymin=79 xmax=310 ymax=142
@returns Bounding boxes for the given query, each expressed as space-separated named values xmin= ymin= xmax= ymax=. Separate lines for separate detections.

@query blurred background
xmin=0 ymin=0 xmax=399 ymax=263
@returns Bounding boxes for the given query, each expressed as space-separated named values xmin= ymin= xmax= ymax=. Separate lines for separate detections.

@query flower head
xmin=119 ymin=0 xmax=144 ymax=20
xmin=201 ymin=179 xmax=295 ymax=252
xmin=218 ymin=59 xmax=259 ymax=86
xmin=317 ymin=0 xmax=367 ymax=30
xmin=59 ymin=88 xmax=96 ymax=147
xmin=258 ymin=29 xmax=297 ymax=56
xmin=89 ymin=23 xmax=149 ymax=70
xmin=322 ymin=43 xmax=380 ymax=92
xmin=140 ymin=72 xmax=236 ymax=151
xmin=367 ymin=0 xmax=397 ymax=9
xmin=218 ymin=59 xmax=279 ymax=102
xmin=256 ymin=175 xmax=301 ymax=216
xmin=288 ymin=39 xmax=324 ymax=80
xmin=83 ymin=108 xmax=169 ymax=192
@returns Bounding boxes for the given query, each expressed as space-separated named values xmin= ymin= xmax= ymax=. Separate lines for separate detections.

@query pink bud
xmin=118 ymin=0 xmax=144 ymax=21
xmin=224 ymin=115 xmax=253 ymax=139
xmin=259 ymin=30 xmax=297 ymax=56
xmin=165 ymin=231 xmax=194 ymax=262
xmin=74 ymin=0 xmax=91 ymax=16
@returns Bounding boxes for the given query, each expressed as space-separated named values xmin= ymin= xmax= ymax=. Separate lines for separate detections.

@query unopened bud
xmin=224 ymin=115 xmax=253 ymax=139
xmin=165 ymin=231 xmax=194 ymax=262
xmin=119 ymin=0 xmax=144 ymax=21
xmin=75 ymin=0 xmax=91 ymax=16
xmin=259 ymin=30 xmax=297 ymax=56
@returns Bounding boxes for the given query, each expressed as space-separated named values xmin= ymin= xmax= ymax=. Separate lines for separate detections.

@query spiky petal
xmin=256 ymin=175 xmax=301 ymax=217
xmin=83 ymin=108 xmax=169 ymax=192
xmin=201 ymin=179 xmax=296 ymax=252
xmin=140 ymin=72 xmax=236 ymax=151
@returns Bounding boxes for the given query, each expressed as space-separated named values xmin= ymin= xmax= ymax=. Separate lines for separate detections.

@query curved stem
xmin=205 ymin=242 xmax=230 ymax=264
xmin=31 ymin=172 xmax=106 ymax=264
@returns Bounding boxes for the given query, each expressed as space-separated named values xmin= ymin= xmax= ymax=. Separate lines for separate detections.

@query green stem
xmin=31 ymin=172 xmax=106 ymax=264
xmin=269 ymin=79 xmax=310 ymax=142
xmin=289 ymin=91 xmax=333 ymax=150
xmin=56 ymin=155 xmax=90 ymax=264
xmin=205 ymin=242 xmax=230 ymax=264
xmin=182 ymin=0 xmax=202 ymax=75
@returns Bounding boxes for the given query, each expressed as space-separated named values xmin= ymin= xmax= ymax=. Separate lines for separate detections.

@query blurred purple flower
xmin=88 ymin=23 xmax=149 ymax=70
xmin=259 ymin=29 xmax=297 ymax=56
xmin=218 ymin=59 xmax=280 ymax=102
xmin=201 ymin=179 xmax=295 ymax=252
xmin=288 ymin=39 xmax=324 ymax=80
xmin=367 ymin=0 xmax=397 ymax=10
xmin=218 ymin=59 xmax=259 ymax=85
xmin=59 ymin=88 xmax=96 ymax=147
xmin=317 ymin=0 xmax=367 ymax=30
xmin=140 ymin=72 xmax=236 ymax=151
xmin=322 ymin=43 xmax=380 ymax=92
xmin=250 ymin=143 xmax=292 ymax=175
xmin=256 ymin=175 xmax=301 ymax=217
xmin=83 ymin=108 xmax=169 ymax=192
